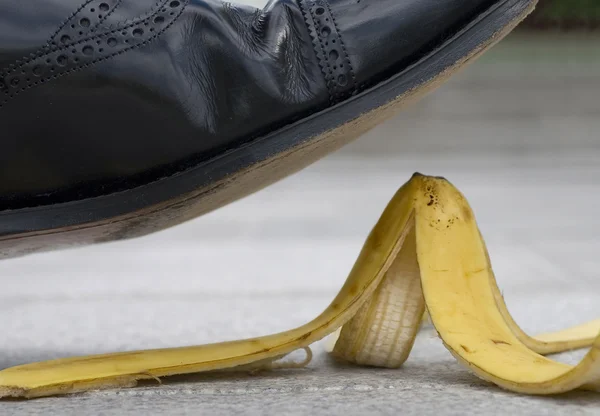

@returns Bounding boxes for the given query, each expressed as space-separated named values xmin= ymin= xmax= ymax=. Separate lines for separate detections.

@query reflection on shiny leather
xmin=0 ymin=0 xmax=497 ymax=209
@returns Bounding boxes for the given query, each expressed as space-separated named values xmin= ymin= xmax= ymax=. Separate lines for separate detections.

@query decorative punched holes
xmin=300 ymin=0 xmax=356 ymax=103
xmin=57 ymin=55 xmax=68 ymax=66
xmin=0 ymin=0 xmax=188 ymax=107
xmin=82 ymin=45 xmax=94 ymax=55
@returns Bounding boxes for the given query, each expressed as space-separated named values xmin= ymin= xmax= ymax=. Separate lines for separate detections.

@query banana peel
xmin=1 ymin=173 xmax=599 ymax=399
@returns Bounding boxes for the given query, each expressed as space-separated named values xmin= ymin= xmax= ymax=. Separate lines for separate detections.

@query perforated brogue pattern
xmin=0 ymin=0 xmax=188 ymax=108
xmin=298 ymin=0 xmax=357 ymax=104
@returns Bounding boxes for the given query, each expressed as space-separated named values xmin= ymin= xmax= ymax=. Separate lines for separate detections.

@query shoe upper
xmin=0 ymin=0 xmax=497 ymax=210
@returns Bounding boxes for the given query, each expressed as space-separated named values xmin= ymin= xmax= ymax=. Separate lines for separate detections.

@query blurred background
xmin=2 ymin=1 xmax=600 ymax=413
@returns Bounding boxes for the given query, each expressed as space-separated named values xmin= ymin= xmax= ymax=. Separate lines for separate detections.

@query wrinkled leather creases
xmin=0 ymin=0 xmax=498 ymax=210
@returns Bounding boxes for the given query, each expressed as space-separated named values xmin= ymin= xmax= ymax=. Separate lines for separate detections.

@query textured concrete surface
xmin=1 ymin=28 xmax=600 ymax=416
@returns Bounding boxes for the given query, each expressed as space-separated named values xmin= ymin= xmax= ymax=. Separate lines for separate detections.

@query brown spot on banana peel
xmin=491 ymin=340 xmax=511 ymax=346
xmin=461 ymin=345 xmax=472 ymax=353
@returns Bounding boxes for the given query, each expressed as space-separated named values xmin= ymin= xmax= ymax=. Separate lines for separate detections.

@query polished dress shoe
xmin=0 ymin=0 xmax=537 ymax=258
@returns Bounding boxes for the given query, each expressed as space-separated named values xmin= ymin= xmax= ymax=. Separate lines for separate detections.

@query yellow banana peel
xmin=1 ymin=173 xmax=599 ymax=399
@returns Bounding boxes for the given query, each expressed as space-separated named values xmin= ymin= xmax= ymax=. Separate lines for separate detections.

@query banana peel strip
xmin=1 ymin=173 xmax=599 ymax=399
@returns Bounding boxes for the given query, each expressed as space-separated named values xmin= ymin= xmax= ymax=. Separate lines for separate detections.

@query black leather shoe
xmin=0 ymin=0 xmax=537 ymax=257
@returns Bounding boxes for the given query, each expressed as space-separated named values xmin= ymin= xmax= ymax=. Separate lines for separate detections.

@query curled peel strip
xmin=1 ymin=173 xmax=599 ymax=398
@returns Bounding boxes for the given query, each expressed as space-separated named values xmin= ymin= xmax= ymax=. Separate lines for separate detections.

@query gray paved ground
xmin=1 ymin=31 xmax=600 ymax=415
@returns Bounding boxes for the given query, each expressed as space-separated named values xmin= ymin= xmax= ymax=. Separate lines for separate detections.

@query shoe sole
xmin=0 ymin=0 xmax=538 ymax=259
